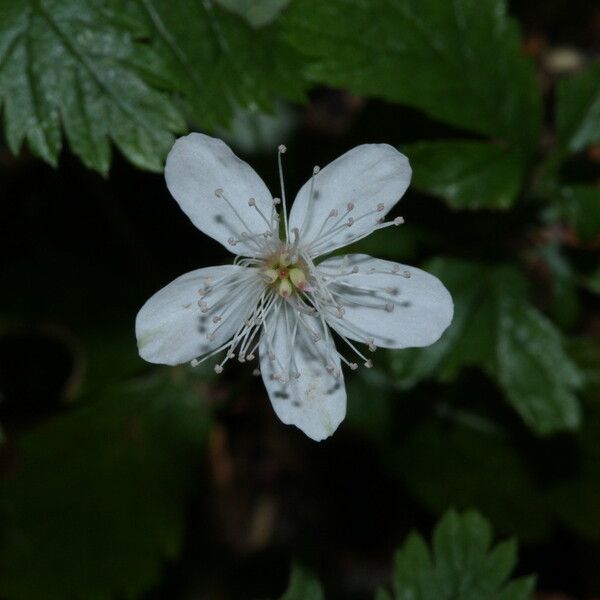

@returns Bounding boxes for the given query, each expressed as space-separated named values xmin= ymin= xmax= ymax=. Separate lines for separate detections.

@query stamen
xmin=214 ymin=188 xmax=265 ymax=252
xmin=277 ymin=145 xmax=289 ymax=241
xmin=299 ymin=165 xmax=321 ymax=236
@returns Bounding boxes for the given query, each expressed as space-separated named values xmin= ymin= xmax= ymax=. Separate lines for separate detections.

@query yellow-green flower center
xmin=263 ymin=251 xmax=308 ymax=298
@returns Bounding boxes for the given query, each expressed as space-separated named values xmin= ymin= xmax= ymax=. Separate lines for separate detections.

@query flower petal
xmin=259 ymin=301 xmax=346 ymax=441
xmin=136 ymin=265 xmax=262 ymax=365
xmin=165 ymin=133 xmax=274 ymax=255
xmin=318 ymin=254 xmax=453 ymax=349
xmin=288 ymin=144 xmax=411 ymax=257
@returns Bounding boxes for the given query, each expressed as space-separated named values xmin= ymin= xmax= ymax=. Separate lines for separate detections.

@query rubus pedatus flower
xmin=136 ymin=133 xmax=453 ymax=441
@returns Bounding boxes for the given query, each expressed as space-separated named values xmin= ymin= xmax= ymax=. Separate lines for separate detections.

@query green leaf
xmin=0 ymin=0 xmax=184 ymax=173
xmin=557 ymin=61 xmax=600 ymax=153
xmin=495 ymin=298 xmax=582 ymax=433
xmin=279 ymin=564 xmax=325 ymax=600
xmin=557 ymin=185 xmax=600 ymax=244
xmin=393 ymin=532 xmax=432 ymax=598
xmin=390 ymin=259 xmax=583 ymax=435
xmin=405 ymin=141 xmax=524 ymax=210
xmin=135 ymin=0 xmax=306 ymax=130
xmin=0 ymin=373 xmax=211 ymax=600
xmin=392 ymin=510 xmax=535 ymax=600
xmin=284 ymin=0 xmax=541 ymax=153
xmin=215 ymin=0 xmax=291 ymax=28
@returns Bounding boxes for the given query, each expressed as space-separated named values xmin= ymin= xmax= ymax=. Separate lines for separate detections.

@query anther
xmin=346 ymin=217 xmax=354 ymax=227
xmin=289 ymin=267 xmax=306 ymax=289
xmin=212 ymin=315 xmax=222 ymax=323
xmin=214 ymin=188 xmax=223 ymax=198
xmin=349 ymin=362 xmax=358 ymax=370
xmin=312 ymin=332 xmax=321 ymax=342
xmin=273 ymin=197 xmax=281 ymax=205
xmin=329 ymin=209 xmax=338 ymax=218
xmin=279 ymin=279 xmax=293 ymax=298
xmin=191 ymin=358 xmax=200 ymax=367
xmin=394 ymin=216 xmax=404 ymax=225
xmin=313 ymin=166 xmax=320 ymax=174
xmin=248 ymin=198 xmax=256 ymax=206
xmin=228 ymin=237 xmax=237 ymax=246
xmin=351 ymin=265 xmax=359 ymax=273
xmin=214 ymin=364 xmax=223 ymax=374
xmin=364 ymin=359 xmax=373 ymax=368
xmin=391 ymin=264 xmax=401 ymax=273
xmin=384 ymin=302 xmax=395 ymax=312
xmin=278 ymin=144 xmax=287 ymax=154
xmin=247 ymin=353 xmax=255 ymax=360
xmin=377 ymin=203 xmax=385 ymax=211
xmin=402 ymin=270 xmax=411 ymax=278
xmin=347 ymin=202 xmax=355 ymax=211
xmin=264 ymin=269 xmax=278 ymax=283
xmin=199 ymin=301 xmax=209 ymax=312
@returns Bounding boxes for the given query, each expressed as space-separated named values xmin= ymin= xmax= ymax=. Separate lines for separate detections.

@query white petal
xmin=259 ymin=301 xmax=346 ymax=441
xmin=318 ymin=254 xmax=453 ymax=349
xmin=288 ymin=144 xmax=411 ymax=257
xmin=136 ymin=265 xmax=262 ymax=365
xmin=165 ymin=133 xmax=274 ymax=255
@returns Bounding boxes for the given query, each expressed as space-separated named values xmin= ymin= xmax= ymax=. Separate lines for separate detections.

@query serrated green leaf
xmin=0 ymin=373 xmax=211 ymax=600
xmin=135 ymin=0 xmax=306 ymax=131
xmin=391 ymin=510 xmax=534 ymax=600
xmin=215 ymin=0 xmax=291 ymax=28
xmin=393 ymin=533 xmax=431 ymax=598
xmin=405 ymin=141 xmax=524 ymax=210
xmin=557 ymin=61 xmax=600 ymax=154
xmin=390 ymin=259 xmax=583 ymax=435
xmin=0 ymin=0 xmax=184 ymax=173
xmin=284 ymin=0 xmax=541 ymax=154
xmin=432 ymin=510 xmax=492 ymax=586
xmin=558 ymin=185 xmax=600 ymax=244
xmin=279 ymin=564 xmax=325 ymax=600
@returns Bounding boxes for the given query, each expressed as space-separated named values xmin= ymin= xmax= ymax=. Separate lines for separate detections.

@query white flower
xmin=135 ymin=133 xmax=453 ymax=441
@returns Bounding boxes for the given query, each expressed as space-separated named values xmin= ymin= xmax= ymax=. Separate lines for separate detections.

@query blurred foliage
xmin=386 ymin=510 xmax=534 ymax=600
xmin=1 ymin=0 xmax=600 ymax=597
xmin=279 ymin=565 xmax=325 ymax=600
xmin=556 ymin=61 xmax=600 ymax=155
xmin=279 ymin=511 xmax=534 ymax=600
xmin=0 ymin=373 xmax=212 ymax=600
